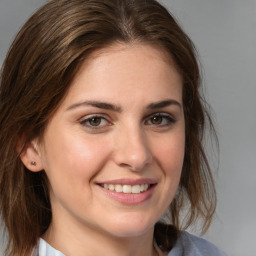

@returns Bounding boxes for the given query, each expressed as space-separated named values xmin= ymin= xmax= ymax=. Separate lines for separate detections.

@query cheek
xmin=153 ymin=132 xmax=185 ymax=176
xmin=41 ymin=132 xmax=111 ymax=189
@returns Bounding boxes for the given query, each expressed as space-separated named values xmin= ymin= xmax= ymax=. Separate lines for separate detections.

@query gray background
xmin=0 ymin=0 xmax=255 ymax=256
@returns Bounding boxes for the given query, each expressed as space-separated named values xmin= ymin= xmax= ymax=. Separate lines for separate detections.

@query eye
xmin=80 ymin=115 xmax=111 ymax=129
xmin=87 ymin=117 xmax=103 ymax=126
xmin=145 ymin=113 xmax=175 ymax=126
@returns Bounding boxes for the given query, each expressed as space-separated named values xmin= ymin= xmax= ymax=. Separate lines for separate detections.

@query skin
xmin=21 ymin=43 xmax=185 ymax=256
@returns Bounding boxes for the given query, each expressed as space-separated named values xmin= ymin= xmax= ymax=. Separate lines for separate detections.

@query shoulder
xmin=167 ymin=231 xmax=227 ymax=256
xmin=31 ymin=238 xmax=65 ymax=256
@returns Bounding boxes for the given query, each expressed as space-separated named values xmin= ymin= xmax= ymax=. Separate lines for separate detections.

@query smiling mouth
xmin=100 ymin=184 xmax=152 ymax=194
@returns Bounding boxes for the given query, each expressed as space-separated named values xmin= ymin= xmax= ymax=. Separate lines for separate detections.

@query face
xmin=36 ymin=43 xmax=185 ymax=239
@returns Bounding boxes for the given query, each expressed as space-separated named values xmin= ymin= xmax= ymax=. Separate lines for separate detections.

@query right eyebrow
xmin=66 ymin=100 xmax=122 ymax=112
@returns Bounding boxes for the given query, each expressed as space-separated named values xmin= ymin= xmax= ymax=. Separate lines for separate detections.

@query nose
xmin=112 ymin=126 xmax=152 ymax=172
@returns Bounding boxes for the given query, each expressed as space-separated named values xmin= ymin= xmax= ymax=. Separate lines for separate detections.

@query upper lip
xmin=96 ymin=178 xmax=157 ymax=186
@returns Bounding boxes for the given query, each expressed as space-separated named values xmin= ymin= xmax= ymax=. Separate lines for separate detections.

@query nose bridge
xmin=113 ymin=122 xmax=152 ymax=171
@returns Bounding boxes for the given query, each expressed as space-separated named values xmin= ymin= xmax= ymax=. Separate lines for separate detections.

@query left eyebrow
xmin=146 ymin=99 xmax=182 ymax=110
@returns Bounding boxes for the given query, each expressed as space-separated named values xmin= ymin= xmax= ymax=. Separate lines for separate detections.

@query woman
xmin=0 ymin=0 xmax=227 ymax=255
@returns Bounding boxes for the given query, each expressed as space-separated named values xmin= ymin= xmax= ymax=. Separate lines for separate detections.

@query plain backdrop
xmin=0 ymin=1 xmax=255 ymax=256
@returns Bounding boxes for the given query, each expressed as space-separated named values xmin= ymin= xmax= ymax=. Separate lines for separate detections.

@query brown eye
xmin=151 ymin=116 xmax=163 ymax=125
xmin=80 ymin=115 xmax=109 ymax=129
xmin=88 ymin=117 xmax=102 ymax=126
xmin=145 ymin=113 xmax=176 ymax=127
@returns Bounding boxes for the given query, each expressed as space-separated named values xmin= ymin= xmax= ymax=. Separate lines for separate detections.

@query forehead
xmin=72 ymin=42 xmax=182 ymax=87
xmin=81 ymin=42 xmax=180 ymax=74
xmin=59 ymin=42 xmax=183 ymax=110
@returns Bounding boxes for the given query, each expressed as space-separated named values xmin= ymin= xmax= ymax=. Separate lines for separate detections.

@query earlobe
xmin=19 ymin=140 xmax=44 ymax=172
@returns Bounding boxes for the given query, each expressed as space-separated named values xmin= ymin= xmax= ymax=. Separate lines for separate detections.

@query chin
xmin=103 ymin=214 xmax=156 ymax=238
xmin=108 ymin=226 xmax=154 ymax=238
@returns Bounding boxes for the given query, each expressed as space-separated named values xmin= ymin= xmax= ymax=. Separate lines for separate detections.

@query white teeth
xmin=115 ymin=184 xmax=123 ymax=193
xmin=123 ymin=185 xmax=132 ymax=193
xmin=132 ymin=185 xmax=141 ymax=194
xmin=102 ymin=184 xmax=151 ymax=194
xmin=108 ymin=184 xmax=115 ymax=191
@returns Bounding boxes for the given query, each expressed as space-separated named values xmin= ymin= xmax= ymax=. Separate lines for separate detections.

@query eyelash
xmin=79 ymin=113 xmax=176 ymax=130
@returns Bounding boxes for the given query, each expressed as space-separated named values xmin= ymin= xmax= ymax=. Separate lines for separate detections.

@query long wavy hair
xmin=0 ymin=0 xmax=217 ymax=255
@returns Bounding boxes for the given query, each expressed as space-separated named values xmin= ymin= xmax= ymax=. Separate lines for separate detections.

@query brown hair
xmin=0 ymin=0 xmax=217 ymax=255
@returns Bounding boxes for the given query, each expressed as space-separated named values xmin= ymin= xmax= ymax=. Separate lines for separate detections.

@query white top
xmin=35 ymin=231 xmax=227 ymax=256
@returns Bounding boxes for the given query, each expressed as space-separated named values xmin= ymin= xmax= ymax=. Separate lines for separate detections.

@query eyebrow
xmin=66 ymin=101 xmax=122 ymax=112
xmin=146 ymin=99 xmax=182 ymax=110
xmin=66 ymin=99 xmax=181 ymax=112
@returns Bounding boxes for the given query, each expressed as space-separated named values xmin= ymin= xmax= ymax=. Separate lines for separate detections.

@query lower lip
xmin=97 ymin=185 xmax=156 ymax=205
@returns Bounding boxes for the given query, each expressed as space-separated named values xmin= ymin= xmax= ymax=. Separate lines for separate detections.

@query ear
xmin=18 ymin=139 xmax=44 ymax=172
